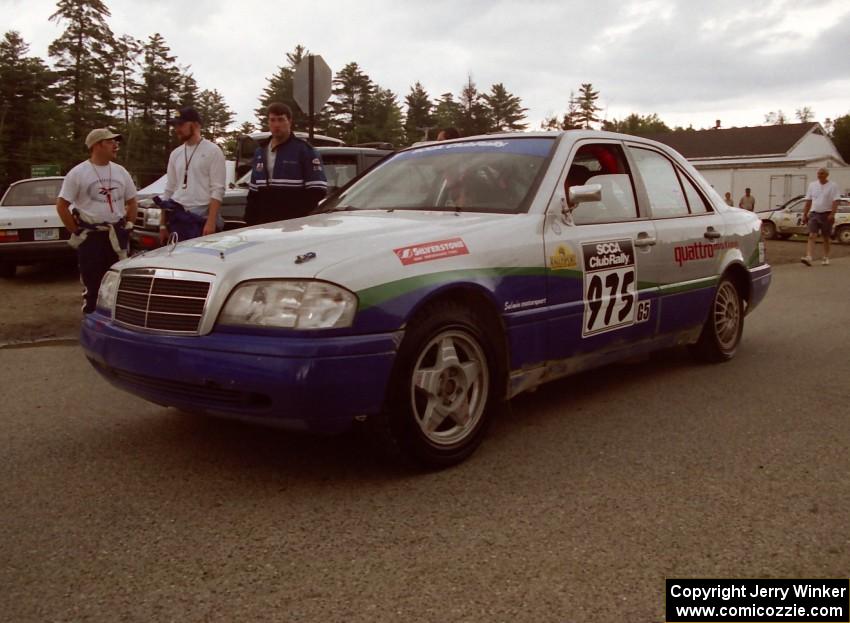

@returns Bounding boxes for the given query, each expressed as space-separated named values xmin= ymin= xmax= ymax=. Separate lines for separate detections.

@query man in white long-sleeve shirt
xmin=160 ymin=106 xmax=226 ymax=242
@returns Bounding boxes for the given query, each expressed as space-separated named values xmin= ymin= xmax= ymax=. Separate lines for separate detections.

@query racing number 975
xmin=586 ymin=269 xmax=635 ymax=332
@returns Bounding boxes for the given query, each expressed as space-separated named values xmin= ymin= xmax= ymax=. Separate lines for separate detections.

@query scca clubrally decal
xmin=581 ymin=239 xmax=640 ymax=337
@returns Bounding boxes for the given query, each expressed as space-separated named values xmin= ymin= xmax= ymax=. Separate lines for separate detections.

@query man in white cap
xmin=159 ymin=106 xmax=226 ymax=242
xmin=56 ymin=128 xmax=138 ymax=313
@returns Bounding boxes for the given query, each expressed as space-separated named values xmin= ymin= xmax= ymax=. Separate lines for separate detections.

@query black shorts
xmin=807 ymin=211 xmax=833 ymax=236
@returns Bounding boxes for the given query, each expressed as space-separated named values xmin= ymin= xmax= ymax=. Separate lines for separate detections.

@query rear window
xmin=2 ymin=179 xmax=64 ymax=207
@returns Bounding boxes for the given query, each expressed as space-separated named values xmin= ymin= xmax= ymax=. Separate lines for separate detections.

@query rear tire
xmin=690 ymin=277 xmax=743 ymax=363
xmin=835 ymin=226 xmax=850 ymax=245
xmin=0 ymin=261 xmax=16 ymax=278
xmin=373 ymin=301 xmax=504 ymax=469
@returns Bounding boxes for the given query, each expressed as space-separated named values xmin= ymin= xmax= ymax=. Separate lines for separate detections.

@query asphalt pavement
xmin=1 ymin=259 xmax=849 ymax=622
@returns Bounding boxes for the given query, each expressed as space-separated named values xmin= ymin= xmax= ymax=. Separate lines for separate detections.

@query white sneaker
xmin=801 ymin=256 xmax=812 ymax=266
xmin=822 ymin=257 xmax=830 ymax=266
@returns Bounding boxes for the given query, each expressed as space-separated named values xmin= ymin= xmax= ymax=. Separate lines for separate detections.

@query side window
xmin=630 ymin=147 xmax=689 ymax=218
xmin=838 ymin=200 xmax=850 ymax=214
xmin=678 ymin=170 xmax=711 ymax=214
xmin=789 ymin=200 xmax=806 ymax=213
xmin=566 ymin=143 xmax=638 ymax=225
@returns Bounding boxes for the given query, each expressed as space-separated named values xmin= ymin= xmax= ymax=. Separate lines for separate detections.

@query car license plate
xmin=34 ymin=228 xmax=60 ymax=241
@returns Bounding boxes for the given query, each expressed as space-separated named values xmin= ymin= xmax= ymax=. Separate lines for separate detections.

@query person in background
xmin=436 ymin=127 xmax=460 ymax=141
xmin=244 ymin=102 xmax=328 ymax=225
xmin=738 ymin=188 xmax=755 ymax=211
xmin=55 ymin=128 xmax=137 ymax=313
xmin=801 ymin=168 xmax=840 ymax=266
xmin=160 ymin=106 xmax=226 ymax=242
xmin=724 ymin=191 xmax=734 ymax=206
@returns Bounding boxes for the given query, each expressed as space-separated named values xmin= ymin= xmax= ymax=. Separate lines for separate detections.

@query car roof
xmin=9 ymin=176 xmax=65 ymax=185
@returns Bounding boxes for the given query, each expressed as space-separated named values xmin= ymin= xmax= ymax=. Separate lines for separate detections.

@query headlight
xmin=218 ymin=280 xmax=357 ymax=329
xmin=144 ymin=208 xmax=162 ymax=226
xmin=97 ymin=270 xmax=120 ymax=313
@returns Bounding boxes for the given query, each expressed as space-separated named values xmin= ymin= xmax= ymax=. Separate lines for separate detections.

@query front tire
xmin=835 ymin=226 xmax=850 ymax=245
xmin=690 ymin=277 xmax=743 ymax=363
xmin=376 ymin=301 xmax=503 ymax=468
xmin=761 ymin=220 xmax=777 ymax=240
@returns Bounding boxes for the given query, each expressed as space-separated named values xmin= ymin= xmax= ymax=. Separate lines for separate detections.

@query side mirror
xmin=568 ymin=183 xmax=602 ymax=207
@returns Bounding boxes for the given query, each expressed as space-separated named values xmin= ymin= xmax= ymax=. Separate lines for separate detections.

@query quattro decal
xmin=394 ymin=237 xmax=469 ymax=266
xmin=582 ymin=239 xmax=638 ymax=337
xmin=673 ymin=240 xmax=739 ymax=266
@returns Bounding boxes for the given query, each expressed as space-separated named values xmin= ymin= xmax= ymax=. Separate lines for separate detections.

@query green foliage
xmin=404 ymin=82 xmax=433 ymax=143
xmin=601 ymin=113 xmax=671 ymax=136
xmin=255 ymin=45 xmax=309 ymax=131
xmin=0 ymin=31 xmax=72 ymax=191
xmin=832 ymin=115 xmax=850 ymax=164
xmin=48 ymin=0 xmax=115 ymax=141
xmin=482 ymin=83 xmax=528 ymax=132
xmin=196 ymin=89 xmax=234 ymax=143
xmin=432 ymin=92 xmax=463 ymax=134
xmin=457 ymin=76 xmax=491 ymax=136
xmin=575 ymin=83 xmax=601 ymax=129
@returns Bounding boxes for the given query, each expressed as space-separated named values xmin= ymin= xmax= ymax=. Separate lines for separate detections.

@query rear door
xmin=626 ymin=144 xmax=725 ymax=336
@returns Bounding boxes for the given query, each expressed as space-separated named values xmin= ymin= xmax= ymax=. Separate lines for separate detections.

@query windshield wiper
xmin=322 ymin=205 xmax=359 ymax=213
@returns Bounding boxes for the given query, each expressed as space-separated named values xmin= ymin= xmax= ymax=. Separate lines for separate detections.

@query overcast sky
xmin=4 ymin=0 xmax=850 ymax=133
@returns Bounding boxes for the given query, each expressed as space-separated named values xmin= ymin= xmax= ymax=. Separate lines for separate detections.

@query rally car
xmin=761 ymin=195 xmax=850 ymax=243
xmin=81 ymin=131 xmax=771 ymax=467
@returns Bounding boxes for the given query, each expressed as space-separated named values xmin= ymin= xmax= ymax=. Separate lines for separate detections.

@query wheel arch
xmin=720 ymin=261 xmax=751 ymax=310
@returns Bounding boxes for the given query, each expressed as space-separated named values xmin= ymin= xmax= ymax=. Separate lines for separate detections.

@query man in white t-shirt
xmin=159 ymin=106 xmax=226 ymax=242
xmin=801 ymin=168 xmax=840 ymax=266
xmin=56 ymin=128 xmax=138 ymax=313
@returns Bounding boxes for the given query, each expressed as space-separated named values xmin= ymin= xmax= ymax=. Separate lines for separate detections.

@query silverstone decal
xmin=673 ymin=240 xmax=739 ymax=266
xmin=582 ymin=239 xmax=637 ymax=337
xmin=394 ymin=237 xmax=469 ymax=265
xmin=548 ymin=244 xmax=577 ymax=270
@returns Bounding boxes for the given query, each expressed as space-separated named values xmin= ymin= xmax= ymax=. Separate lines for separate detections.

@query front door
xmin=543 ymin=141 xmax=659 ymax=363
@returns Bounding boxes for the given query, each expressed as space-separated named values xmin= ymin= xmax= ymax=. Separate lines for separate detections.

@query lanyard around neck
xmin=183 ymin=140 xmax=201 ymax=189
xmin=89 ymin=161 xmax=115 ymax=213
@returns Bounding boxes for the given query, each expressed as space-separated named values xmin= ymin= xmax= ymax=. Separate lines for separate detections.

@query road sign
xmin=31 ymin=164 xmax=60 ymax=177
xmin=293 ymin=55 xmax=333 ymax=140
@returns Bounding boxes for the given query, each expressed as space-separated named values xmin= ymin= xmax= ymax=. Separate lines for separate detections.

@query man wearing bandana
xmin=245 ymin=102 xmax=328 ymax=225
xmin=56 ymin=128 xmax=138 ymax=314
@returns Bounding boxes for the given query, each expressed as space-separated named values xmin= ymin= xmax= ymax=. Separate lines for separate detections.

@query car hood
xmin=118 ymin=209 xmax=511 ymax=280
xmin=0 ymin=204 xmax=63 ymax=228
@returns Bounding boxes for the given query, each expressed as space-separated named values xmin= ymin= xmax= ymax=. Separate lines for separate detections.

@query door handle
xmin=704 ymin=227 xmax=722 ymax=240
xmin=634 ymin=232 xmax=657 ymax=247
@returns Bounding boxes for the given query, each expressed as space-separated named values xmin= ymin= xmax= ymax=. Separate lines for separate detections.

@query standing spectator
xmin=55 ymin=128 xmax=137 ymax=314
xmin=801 ymin=168 xmax=840 ymax=266
xmin=738 ymin=188 xmax=755 ymax=211
xmin=436 ymin=127 xmax=460 ymax=141
xmin=724 ymin=191 xmax=734 ymax=206
xmin=244 ymin=102 xmax=328 ymax=226
xmin=160 ymin=106 xmax=226 ymax=242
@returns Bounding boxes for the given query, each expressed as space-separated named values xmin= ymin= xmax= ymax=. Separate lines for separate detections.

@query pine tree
xmin=601 ymin=113 xmax=670 ymax=136
xmin=196 ymin=89 xmax=234 ymax=142
xmin=177 ymin=70 xmax=199 ymax=108
xmin=0 ymin=31 xmax=69 ymax=189
xmin=457 ymin=76 xmax=490 ymax=136
xmin=255 ymin=44 xmax=309 ymax=130
xmin=403 ymin=82 xmax=433 ymax=144
xmin=359 ymin=88 xmax=404 ymax=146
xmin=433 ymin=92 xmax=462 ymax=135
xmin=329 ymin=62 xmax=375 ymax=144
xmin=111 ymin=34 xmax=141 ymax=128
xmin=561 ymin=91 xmax=582 ymax=130
xmin=482 ymin=83 xmax=527 ymax=132
xmin=832 ymin=115 xmax=850 ymax=164
xmin=48 ymin=0 xmax=116 ymax=141
xmin=575 ymin=83 xmax=600 ymax=129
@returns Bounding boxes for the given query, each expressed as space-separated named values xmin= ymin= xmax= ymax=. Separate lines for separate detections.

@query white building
xmin=651 ymin=123 xmax=849 ymax=210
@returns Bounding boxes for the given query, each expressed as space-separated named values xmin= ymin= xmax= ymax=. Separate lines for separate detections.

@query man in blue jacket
xmin=245 ymin=103 xmax=328 ymax=225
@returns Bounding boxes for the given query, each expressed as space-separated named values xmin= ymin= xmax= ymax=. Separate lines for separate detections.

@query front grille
xmin=114 ymin=271 xmax=211 ymax=333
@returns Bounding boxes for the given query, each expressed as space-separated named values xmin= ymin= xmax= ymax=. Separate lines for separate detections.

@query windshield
xmin=322 ymin=138 xmax=555 ymax=214
xmin=1 ymin=179 xmax=64 ymax=207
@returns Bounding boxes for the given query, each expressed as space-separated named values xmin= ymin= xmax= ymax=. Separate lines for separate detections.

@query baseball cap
xmin=85 ymin=128 xmax=122 ymax=149
xmin=169 ymin=106 xmax=202 ymax=126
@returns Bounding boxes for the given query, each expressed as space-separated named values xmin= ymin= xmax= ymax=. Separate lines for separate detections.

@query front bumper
xmin=81 ymin=313 xmax=401 ymax=433
xmin=0 ymin=240 xmax=76 ymax=264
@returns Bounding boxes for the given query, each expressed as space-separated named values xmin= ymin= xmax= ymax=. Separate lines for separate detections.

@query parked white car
xmin=0 ymin=177 xmax=73 ymax=278
xmin=82 ymin=131 xmax=771 ymax=467
xmin=761 ymin=195 xmax=850 ymax=243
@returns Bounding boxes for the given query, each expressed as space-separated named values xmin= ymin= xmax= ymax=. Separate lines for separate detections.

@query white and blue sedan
xmin=82 ymin=131 xmax=771 ymax=467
